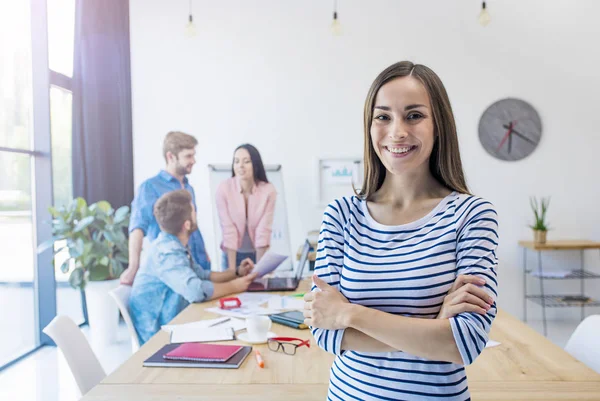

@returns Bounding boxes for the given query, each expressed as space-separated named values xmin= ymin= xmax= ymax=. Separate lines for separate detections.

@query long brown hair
xmin=357 ymin=61 xmax=470 ymax=199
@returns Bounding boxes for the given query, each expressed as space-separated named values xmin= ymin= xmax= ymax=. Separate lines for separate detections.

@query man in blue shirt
xmin=130 ymin=189 xmax=257 ymax=344
xmin=121 ymin=131 xmax=210 ymax=285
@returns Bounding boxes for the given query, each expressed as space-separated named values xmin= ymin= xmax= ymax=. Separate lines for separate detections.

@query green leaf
xmin=60 ymin=259 xmax=71 ymax=274
xmin=114 ymin=206 xmax=129 ymax=224
xmin=88 ymin=264 xmax=110 ymax=281
xmin=115 ymin=253 xmax=129 ymax=264
xmin=69 ymin=267 xmax=85 ymax=289
xmin=99 ymin=256 xmax=109 ymax=266
xmin=73 ymin=216 xmax=94 ymax=233
xmin=103 ymin=230 xmax=116 ymax=243
xmin=110 ymin=259 xmax=125 ymax=278
xmin=37 ymin=238 xmax=56 ymax=254
xmin=48 ymin=206 xmax=58 ymax=217
xmin=95 ymin=200 xmax=112 ymax=214
xmin=75 ymin=197 xmax=88 ymax=215
xmin=70 ymin=238 xmax=85 ymax=258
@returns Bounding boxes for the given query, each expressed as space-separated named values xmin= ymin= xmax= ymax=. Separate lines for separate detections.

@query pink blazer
xmin=215 ymin=177 xmax=277 ymax=251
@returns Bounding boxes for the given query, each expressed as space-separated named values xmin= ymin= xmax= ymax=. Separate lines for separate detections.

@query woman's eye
xmin=374 ymin=114 xmax=390 ymax=121
xmin=407 ymin=113 xmax=423 ymax=121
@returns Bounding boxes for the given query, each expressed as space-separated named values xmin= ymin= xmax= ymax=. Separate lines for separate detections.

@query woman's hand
xmin=303 ymin=275 xmax=351 ymax=330
xmin=437 ymin=275 xmax=493 ymax=319
xmin=236 ymin=258 xmax=254 ymax=276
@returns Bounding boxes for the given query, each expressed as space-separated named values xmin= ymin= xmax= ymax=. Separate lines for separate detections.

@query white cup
xmin=246 ymin=315 xmax=272 ymax=342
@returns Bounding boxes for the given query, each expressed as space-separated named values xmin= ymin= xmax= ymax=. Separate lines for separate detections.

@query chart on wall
xmin=318 ymin=158 xmax=363 ymax=205
xmin=208 ymin=164 xmax=293 ymax=272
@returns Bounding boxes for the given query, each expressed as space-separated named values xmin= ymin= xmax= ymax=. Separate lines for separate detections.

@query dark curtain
xmin=72 ymin=0 xmax=133 ymax=209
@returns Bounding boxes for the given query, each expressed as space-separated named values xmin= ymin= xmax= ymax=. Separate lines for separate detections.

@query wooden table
xmin=83 ymin=281 xmax=600 ymax=401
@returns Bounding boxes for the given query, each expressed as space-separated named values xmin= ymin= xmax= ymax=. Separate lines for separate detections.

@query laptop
xmin=247 ymin=240 xmax=311 ymax=292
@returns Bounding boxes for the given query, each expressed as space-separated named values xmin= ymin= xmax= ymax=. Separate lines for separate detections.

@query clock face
xmin=478 ymin=98 xmax=542 ymax=161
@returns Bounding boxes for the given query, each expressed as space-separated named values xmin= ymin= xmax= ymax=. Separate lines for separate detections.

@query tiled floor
xmin=0 ymin=318 xmax=584 ymax=401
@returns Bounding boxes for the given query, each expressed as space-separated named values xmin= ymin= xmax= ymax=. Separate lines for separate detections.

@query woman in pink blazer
xmin=216 ymin=144 xmax=277 ymax=272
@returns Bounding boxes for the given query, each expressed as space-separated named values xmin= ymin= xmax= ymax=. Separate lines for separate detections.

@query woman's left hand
xmin=303 ymin=275 xmax=351 ymax=330
xmin=237 ymin=258 xmax=254 ymax=276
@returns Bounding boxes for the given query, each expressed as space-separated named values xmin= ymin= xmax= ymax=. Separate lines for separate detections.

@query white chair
xmin=109 ymin=285 xmax=140 ymax=352
xmin=43 ymin=315 xmax=106 ymax=396
xmin=565 ymin=315 xmax=600 ymax=373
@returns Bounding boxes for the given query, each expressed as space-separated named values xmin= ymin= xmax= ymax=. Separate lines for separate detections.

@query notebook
xmin=164 ymin=343 xmax=243 ymax=362
xmin=143 ymin=343 xmax=252 ymax=369
xmin=169 ymin=326 xmax=235 ymax=344
xmin=270 ymin=311 xmax=308 ymax=329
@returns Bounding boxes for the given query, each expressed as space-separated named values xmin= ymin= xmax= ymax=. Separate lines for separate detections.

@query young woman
xmin=304 ymin=61 xmax=498 ymax=400
xmin=216 ymin=144 xmax=277 ymax=272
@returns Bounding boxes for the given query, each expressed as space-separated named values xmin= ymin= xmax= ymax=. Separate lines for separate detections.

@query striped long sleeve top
xmin=311 ymin=192 xmax=499 ymax=401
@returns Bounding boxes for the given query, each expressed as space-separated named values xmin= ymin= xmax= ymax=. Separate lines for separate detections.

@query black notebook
xmin=143 ymin=343 xmax=252 ymax=369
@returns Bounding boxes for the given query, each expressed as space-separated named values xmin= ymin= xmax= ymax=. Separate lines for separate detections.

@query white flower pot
xmin=85 ymin=279 xmax=120 ymax=345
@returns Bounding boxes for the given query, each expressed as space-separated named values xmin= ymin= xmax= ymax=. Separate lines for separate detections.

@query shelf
xmin=526 ymin=295 xmax=600 ymax=308
xmin=525 ymin=269 xmax=600 ymax=279
xmin=519 ymin=240 xmax=600 ymax=251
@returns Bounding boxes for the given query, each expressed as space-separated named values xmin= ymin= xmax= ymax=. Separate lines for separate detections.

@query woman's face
xmin=233 ymin=148 xmax=254 ymax=181
xmin=370 ymin=76 xmax=435 ymax=176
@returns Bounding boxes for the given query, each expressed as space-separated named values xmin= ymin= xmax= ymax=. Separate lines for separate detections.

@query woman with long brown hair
xmin=304 ymin=61 xmax=498 ymax=400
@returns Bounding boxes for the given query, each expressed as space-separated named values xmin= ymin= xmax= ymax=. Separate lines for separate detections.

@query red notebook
xmin=163 ymin=343 xmax=244 ymax=362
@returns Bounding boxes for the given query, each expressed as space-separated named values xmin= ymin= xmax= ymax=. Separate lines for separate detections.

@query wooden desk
xmin=83 ymin=281 xmax=600 ymax=401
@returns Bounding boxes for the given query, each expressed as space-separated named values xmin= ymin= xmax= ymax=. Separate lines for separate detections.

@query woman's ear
xmin=183 ymin=220 xmax=191 ymax=232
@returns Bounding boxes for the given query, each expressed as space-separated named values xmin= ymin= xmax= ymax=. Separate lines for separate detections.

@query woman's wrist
xmin=340 ymin=303 xmax=361 ymax=329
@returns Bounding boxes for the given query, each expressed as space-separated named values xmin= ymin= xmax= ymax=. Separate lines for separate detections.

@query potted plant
xmin=529 ymin=196 xmax=550 ymax=244
xmin=38 ymin=198 xmax=130 ymax=344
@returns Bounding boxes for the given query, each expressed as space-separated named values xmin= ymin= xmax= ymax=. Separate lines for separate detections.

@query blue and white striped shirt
xmin=311 ymin=192 xmax=498 ymax=401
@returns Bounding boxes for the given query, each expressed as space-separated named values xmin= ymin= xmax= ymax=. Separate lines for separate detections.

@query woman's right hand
xmin=230 ymin=272 xmax=258 ymax=293
xmin=437 ymin=275 xmax=493 ymax=319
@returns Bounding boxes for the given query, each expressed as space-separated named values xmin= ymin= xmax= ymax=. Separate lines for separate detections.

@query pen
xmin=291 ymin=293 xmax=305 ymax=298
xmin=255 ymin=350 xmax=264 ymax=368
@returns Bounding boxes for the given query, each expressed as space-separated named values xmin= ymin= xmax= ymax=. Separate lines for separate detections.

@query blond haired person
xmin=121 ymin=132 xmax=243 ymax=285
xmin=130 ymin=190 xmax=257 ymax=344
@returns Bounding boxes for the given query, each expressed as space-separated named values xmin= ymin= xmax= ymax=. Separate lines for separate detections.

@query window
xmin=47 ymin=0 xmax=75 ymax=78
xmin=0 ymin=0 xmax=37 ymax=368
xmin=0 ymin=0 xmax=78 ymax=370
xmin=50 ymin=86 xmax=84 ymax=324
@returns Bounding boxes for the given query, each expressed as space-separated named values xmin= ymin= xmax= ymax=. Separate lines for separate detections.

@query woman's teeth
xmin=386 ymin=146 xmax=413 ymax=154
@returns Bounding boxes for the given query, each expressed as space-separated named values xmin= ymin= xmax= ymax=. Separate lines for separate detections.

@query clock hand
xmin=502 ymin=125 xmax=537 ymax=145
xmin=508 ymin=130 xmax=512 ymax=154
xmin=496 ymin=121 xmax=515 ymax=151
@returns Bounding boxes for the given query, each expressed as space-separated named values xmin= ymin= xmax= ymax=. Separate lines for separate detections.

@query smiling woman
xmin=305 ymin=61 xmax=499 ymax=401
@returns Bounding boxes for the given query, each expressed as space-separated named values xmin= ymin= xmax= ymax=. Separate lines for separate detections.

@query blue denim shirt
xmin=129 ymin=170 xmax=210 ymax=270
xmin=129 ymin=232 xmax=215 ymax=344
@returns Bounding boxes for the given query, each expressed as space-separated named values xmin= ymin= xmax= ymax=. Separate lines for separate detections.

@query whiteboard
xmin=208 ymin=164 xmax=293 ymax=272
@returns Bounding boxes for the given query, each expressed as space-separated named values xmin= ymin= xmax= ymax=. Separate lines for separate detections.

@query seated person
xmin=216 ymin=144 xmax=277 ymax=271
xmin=130 ymin=189 xmax=257 ymax=344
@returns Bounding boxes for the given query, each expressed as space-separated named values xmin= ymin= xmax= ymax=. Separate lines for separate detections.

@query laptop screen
xmin=295 ymin=240 xmax=311 ymax=280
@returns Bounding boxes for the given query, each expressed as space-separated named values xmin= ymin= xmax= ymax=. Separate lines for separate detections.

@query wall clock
xmin=478 ymin=98 xmax=542 ymax=161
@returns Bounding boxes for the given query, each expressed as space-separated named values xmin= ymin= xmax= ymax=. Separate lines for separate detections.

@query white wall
xmin=129 ymin=0 xmax=600 ymax=320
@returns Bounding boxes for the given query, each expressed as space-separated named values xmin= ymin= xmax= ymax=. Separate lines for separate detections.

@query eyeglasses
xmin=267 ymin=337 xmax=310 ymax=355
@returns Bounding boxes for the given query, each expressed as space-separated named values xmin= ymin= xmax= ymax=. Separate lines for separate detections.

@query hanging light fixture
xmin=185 ymin=0 xmax=196 ymax=37
xmin=478 ymin=1 xmax=491 ymax=27
xmin=331 ymin=0 xmax=342 ymax=36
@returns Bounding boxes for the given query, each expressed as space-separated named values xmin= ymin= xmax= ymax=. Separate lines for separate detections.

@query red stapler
xmin=219 ymin=297 xmax=241 ymax=310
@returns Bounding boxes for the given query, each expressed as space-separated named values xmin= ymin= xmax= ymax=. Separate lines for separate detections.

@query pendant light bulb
xmin=331 ymin=12 xmax=342 ymax=36
xmin=185 ymin=14 xmax=196 ymax=37
xmin=331 ymin=0 xmax=342 ymax=36
xmin=478 ymin=1 xmax=491 ymax=27
xmin=185 ymin=0 xmax=196 ymax=37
